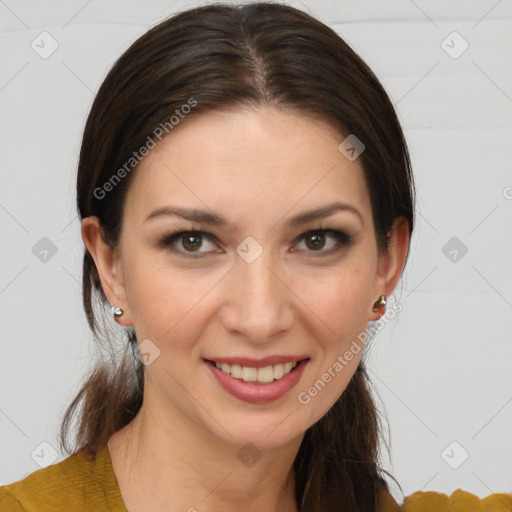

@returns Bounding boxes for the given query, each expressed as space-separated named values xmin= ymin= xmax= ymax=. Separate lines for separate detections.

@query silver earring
xmin=112 ymin=307 xmax=124 ymax=318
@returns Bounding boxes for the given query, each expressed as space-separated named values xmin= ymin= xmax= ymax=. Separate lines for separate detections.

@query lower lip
xmin=205 ymin=359 xmax=309 ymax=404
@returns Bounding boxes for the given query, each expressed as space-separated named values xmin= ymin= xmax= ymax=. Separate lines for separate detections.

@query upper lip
xmin=205 ymin=355 xmax=309 ymax=368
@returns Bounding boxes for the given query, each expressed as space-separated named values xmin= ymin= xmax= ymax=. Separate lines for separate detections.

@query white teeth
xmin=257 ymin=365 xmax=274 ymax=383
xmin=242 ymin=366 xmax=258 ymax=382
xmin=230 ymin=364 xmax=242 ymax=378
xmin=213 ymin=360 xmax=298 ymax=382
xmin=273 ymin=364 xmax=284 ymax=379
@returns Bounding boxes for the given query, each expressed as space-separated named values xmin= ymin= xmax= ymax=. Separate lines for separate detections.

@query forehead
xmin=124 ymin=107 xmax=371 ymax=227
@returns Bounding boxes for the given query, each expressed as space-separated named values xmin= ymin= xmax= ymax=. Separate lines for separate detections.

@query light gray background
xmin=1 ymin=0 xmax=511 ymax=503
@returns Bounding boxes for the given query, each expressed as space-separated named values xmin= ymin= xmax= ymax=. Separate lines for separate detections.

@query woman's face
xmin=94 ymin=106 xmax=401 ymax=450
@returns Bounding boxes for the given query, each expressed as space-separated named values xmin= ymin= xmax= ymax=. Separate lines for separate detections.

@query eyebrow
xmin=144 ymin=201 xmax=364 ymax=229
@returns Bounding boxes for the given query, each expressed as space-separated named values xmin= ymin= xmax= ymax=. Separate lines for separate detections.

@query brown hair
xmin=61 ymin=3 xmax=415 ymax=511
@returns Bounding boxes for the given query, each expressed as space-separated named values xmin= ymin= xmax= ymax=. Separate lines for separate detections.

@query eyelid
xmin=290 ymin=229 xmax=353 ymax=256
xmin=158 ymin=225 xmax=353 ymax=258
xmin=158 ymin=229 xmax=218 ymax=256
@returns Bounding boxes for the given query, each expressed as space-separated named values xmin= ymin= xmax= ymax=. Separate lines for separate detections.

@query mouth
xmin=204 ymin=357 xmax=309 ymax=384
xmin=204 ymin=357 xmax=310 ymax=404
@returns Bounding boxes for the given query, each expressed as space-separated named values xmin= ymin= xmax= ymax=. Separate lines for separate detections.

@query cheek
xmin=295 ymin=266 xmax=371 ymax=421
xmin=123 ymin=253 xmax=221 ymax=342
xmin=292 ymin=259 xmax=373 ymax=379
xmin=293 ymin=260 xmax=374 ymax=337
xmin=123 ymin=238 xmax=376 ymax=350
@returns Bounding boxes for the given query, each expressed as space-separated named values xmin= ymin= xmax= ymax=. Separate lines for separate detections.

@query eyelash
xmin=158 ymin=225 xmax=353 ymax=260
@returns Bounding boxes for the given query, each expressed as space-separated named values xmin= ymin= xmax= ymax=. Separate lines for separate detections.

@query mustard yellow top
xmin=0 ymin=446 xmax=510 ymax=511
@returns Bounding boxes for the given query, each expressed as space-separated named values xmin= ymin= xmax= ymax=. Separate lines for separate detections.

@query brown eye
xmin=294 ymin=229 xmax=353 ymax=256
xmin=182 ymin=234 xmax=203 ymax=251
xmin=159 ymin=230 xmax=218 ymax=258
xmin=305 ymin=232 xmax=327 ymax=250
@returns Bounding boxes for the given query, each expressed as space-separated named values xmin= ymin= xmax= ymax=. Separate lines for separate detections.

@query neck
xmin=108 ymin=401 xmax=302 ymax=512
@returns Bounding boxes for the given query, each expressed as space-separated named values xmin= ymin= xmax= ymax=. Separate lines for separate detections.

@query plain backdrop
xmin=1 ymin=0 xmax=511 ymax=503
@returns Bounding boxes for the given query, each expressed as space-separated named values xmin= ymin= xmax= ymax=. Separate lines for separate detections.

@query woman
xmin=1 ymin=2 xmax=510 ymax=511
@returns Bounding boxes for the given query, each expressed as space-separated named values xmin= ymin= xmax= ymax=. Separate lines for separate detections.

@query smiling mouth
xmin=204 ymin=358 xmax=309 ymax=384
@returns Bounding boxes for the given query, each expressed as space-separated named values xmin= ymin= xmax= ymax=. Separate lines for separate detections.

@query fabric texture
xmin=1 ymin=446 xmax=511 ymax=511
xmin=0 ymin=447 xmax=127 ymax=511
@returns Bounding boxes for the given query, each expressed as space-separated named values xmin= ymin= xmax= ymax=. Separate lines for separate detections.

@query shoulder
xmin=379 ymin=488 xmax=512 ymax=511
xmin=401 ymin=489 xmax=512 ymax=511
xmin=0 ymin=447 xmax=124 ymax=512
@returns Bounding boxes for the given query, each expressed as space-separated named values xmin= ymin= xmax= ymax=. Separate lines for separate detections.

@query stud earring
xmin=112 ymin=307 xmax=124 ymax=318
xmin=372 ymin=295 xmax=387 ymax=312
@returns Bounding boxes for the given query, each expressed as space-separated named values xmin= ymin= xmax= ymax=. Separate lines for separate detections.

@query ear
xmin=369 ymin=216 xmax=410 ymax=321
xmin=81 ymin=216 xmax=133 ymax=326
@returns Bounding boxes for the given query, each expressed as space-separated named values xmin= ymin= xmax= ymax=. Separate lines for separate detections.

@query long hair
xmin=61 ymin=3 xmax=415 ymax=511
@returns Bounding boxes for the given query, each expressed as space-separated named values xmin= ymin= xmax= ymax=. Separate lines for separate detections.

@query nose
xmin=219 ymin=249 xmax=295 ymax=344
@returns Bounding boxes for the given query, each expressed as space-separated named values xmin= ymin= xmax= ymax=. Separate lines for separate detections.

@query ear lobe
xmin=81 ymin=216 xmax=133 ymax=326
xmin=369 ymin=216 xmax=410 ymax=321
